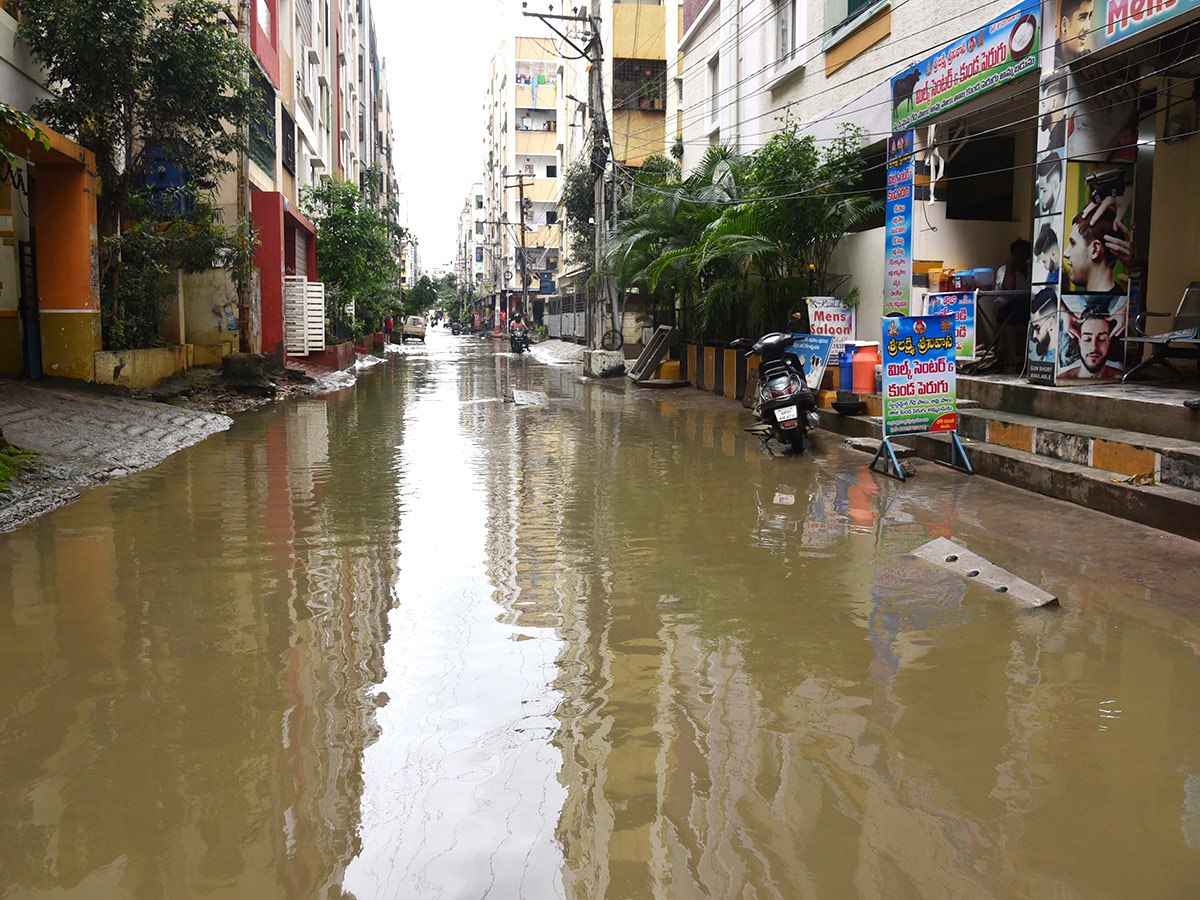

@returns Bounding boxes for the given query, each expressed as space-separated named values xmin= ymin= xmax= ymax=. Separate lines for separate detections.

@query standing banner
xmin=806 ymin=296 xmax=856 ymax=358
xmin=885 ymin=131 xmax=915 ymax=316
xmin=881 ymin=315 xmax=959 ymax=437
xmin=787 ymin=333 xmax=835 ymax=391
xmin=890 ymin=0 xmax=1041 ymax=131
xmin=923 ymin=291 xmax=977 ymax=358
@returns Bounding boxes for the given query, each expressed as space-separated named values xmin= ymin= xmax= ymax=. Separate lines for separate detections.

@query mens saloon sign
xmin=1098 ymin=0 xmax=1200 ymax=47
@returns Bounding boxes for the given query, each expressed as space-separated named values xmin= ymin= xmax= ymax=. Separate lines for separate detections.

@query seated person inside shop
xmin=999 ymin=238 xmax=1032 ymax=292
xmin=991 ymin=239 xmax=1033 ymax=339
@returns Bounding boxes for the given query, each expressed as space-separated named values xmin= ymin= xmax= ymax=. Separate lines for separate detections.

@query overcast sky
xmin=372 ymin=0 xmax=525 ymax=268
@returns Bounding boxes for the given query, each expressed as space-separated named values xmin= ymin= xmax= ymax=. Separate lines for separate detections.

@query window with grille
xmin=613 ymin=59 xmax=667 ymax=111
xmin=708 ymin=54 xmax=719 ymax=124
xmin=829 ymin=0 xmax=881 ymax=37
xmin=281 ymin=106 xmax=296 ymax=174
xmin=776 ymin=0 xmax=798 ymax=67
xmin=249 ymin=70 xmax=277 ymax=172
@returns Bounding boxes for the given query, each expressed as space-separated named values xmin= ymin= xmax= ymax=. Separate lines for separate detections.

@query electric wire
xmin=611 ymin=0 xmax=1184 ymax=154
xmin=606 ymin=25 xmax=1200 ymax=202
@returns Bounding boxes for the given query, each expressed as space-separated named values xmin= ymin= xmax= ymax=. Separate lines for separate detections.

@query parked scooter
xmin=730 ymin=333 xmax=820 ymax=453
xmin=509 ymin=323 xmax=531 ymax=354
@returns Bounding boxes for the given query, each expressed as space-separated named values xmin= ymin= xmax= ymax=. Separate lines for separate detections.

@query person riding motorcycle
xmin=509 ymin=313 xmax=530 ymax=353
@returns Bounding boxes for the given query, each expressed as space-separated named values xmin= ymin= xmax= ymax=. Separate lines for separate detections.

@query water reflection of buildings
xmin=480 ymin=389 xmax=1200 ymax=899
xmin=0 ymin=387 xmax=402 ymax=896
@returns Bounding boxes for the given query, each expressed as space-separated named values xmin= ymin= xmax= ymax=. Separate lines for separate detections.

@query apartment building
xmin=553 ymin=1 xmax=680 ymax=344
xmin=472 ymin=37 xmax=565 ymax=328
xmin=456 ymin=183 xmax=486 ymax=313
xmin=214 ymin=0 xmax=397 ymax=358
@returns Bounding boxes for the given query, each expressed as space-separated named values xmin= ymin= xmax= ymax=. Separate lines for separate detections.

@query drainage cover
xmin=912 ymin=537 xmax=1058 ymax=609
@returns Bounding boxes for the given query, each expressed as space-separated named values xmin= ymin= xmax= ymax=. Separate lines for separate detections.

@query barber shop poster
xmin=1057 ymin=294 xmax=1128 ymax=380
xmin=1029 ymin=3 xmax=1140 ymax=386
xmin=1028 ymin=286 xmax=1059 ymax=383
xmin=885 ymin=131 xmax=915 ymax=315
xmin=881 ymin=315 xmax=959 ymax=437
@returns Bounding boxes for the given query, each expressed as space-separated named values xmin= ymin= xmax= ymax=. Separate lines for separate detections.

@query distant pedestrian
xmin=384 ymin=316 xmax=394 ymax=343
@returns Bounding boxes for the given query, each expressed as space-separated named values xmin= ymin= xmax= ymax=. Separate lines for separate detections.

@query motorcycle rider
xmin=509 ymin=312 xmax=529 ymax=352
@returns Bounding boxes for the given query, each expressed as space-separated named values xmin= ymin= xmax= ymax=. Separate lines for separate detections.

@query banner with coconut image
xmin=891 ymin=0 xmax=1041 ymax=132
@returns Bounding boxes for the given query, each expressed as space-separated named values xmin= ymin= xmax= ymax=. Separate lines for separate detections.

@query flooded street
xmin=3 ymin=330 xmax=1200 ymax=899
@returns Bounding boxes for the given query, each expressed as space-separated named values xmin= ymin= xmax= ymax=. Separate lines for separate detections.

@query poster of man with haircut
xmin=1057 ymin=295 xmax=1128 ymax=379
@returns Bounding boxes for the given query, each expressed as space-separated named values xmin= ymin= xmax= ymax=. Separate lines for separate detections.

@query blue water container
xmin=838 ymin=347 xmax=855 ymax=392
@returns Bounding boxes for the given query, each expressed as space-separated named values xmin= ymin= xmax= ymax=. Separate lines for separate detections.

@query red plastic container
xmin=851 ymin=342 xmax=880 ymax=394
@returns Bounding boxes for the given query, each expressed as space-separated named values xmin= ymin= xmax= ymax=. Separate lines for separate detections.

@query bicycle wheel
xmin=600 ymin=329 xmax=624 ymax=351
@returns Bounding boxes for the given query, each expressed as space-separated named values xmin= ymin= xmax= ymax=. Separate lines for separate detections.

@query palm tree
xmin=605 ymin=126 xmax=878 ymax=343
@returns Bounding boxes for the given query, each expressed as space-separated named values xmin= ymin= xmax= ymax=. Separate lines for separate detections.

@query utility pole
xmin=588 ymin=0 xmax=619 ymax=349
xmin=235 ymin=0 xmax=252 ymax=352
xmin=523 ymin=2 xmax=618 ymax=349
xmin=517 ymin=174 xmax=529 ymax=322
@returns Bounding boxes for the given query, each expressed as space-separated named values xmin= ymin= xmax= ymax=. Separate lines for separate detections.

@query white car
xmin=402 ymin=315 xmax=426 ymax=343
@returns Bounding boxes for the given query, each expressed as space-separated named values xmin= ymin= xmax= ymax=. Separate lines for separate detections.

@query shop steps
xmin=958 ymin=374 xmax=1200 ymax=441
xmin=814 ymin=407 xmax=1200 ymax=541
xmin=957 ymin=408 xmax=1200 ymax=492
xmin=919 ymin=432 xmax=1200 ymax=541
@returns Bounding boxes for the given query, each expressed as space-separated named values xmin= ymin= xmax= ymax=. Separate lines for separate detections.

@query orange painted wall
xmin=34 ymin=163 xmax=98 ymax=313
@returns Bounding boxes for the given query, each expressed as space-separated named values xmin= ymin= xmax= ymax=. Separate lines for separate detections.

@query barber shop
xmin=826 ymin=0 xmax=1199 ymax=394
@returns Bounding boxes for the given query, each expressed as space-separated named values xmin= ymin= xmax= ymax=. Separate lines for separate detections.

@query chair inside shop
xmin=1123 ymin=282 xmax=1200 ymax=382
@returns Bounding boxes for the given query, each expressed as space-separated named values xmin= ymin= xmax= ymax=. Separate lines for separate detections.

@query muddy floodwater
xmin=3 ymin=333 xmax=1200 ymax=899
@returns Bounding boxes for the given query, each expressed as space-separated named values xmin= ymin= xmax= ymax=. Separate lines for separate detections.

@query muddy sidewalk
xmin=0 ymin=380 xmax=233 ymax=533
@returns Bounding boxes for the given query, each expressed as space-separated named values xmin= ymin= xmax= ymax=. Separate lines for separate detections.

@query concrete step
xmin=814 ymin=408 xmax=1200 ymax=541
xmin=958 ymin=374 xmax=1200 ymax=441
xmin=958 ymin=408 xmax=1200 ymax=492
xmin=916 ymin=433 xmax=1200 ymax=542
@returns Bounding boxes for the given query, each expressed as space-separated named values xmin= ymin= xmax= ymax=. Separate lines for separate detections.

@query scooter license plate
xmin=774 ymin=405 xmax=798 ymax=423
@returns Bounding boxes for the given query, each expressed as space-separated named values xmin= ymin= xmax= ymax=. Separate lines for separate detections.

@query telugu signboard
xmin=923 ymin=291 xmax=977 ymax=358
xmin=806 ymin=296 xmax=856 ymax=358
xmin=885 ymin=130 xmax=915 ymax=315
xmin=891 ymin=0 xmax=1041 ymax=132
xmin=882 ymin=315 xmax=959 ymax=438
xmin=787 ymin=333 xmax=835 ymax=391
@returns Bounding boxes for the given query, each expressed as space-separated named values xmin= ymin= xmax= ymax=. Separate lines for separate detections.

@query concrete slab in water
xmin=912 ymin=537 xmax=1058 ymax=609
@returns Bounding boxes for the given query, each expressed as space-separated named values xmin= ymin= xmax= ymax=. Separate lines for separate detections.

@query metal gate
xmin=18 ymin=239 xmax=41 ymax=379
xmin=283 ymin=276 xmax=326 ymax=356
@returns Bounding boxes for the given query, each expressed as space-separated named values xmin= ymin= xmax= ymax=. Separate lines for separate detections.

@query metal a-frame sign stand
xmin=868 ymin=314 xmax=974 ymax=482
xmin=869 ymin=429 xmax=974 ymax=482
